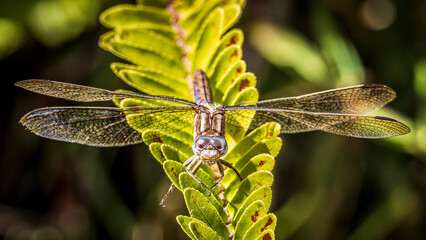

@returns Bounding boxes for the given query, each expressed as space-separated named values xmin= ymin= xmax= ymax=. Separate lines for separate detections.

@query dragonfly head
xmin=193 ymin=135 xmax=228 ymax=162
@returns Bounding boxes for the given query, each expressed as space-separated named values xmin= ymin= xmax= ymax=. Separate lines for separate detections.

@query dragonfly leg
xmin=219 ymin=159 xmax=243 ymax=181
xmin=159 ymin=184 xmax=175 ymax=207
xmin=184 ymin=155 xmax=198 ymax=167
xmin=207 ymin=161 xmax=225 ymax=197
xmin=159 ymin=155 xmax=198 ymax=207
xmin=187 ymin=159 xmax=206 ymax=191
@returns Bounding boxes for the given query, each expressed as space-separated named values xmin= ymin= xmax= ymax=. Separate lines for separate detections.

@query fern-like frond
xmin=99 ymin=0 xmax=280 ymax=238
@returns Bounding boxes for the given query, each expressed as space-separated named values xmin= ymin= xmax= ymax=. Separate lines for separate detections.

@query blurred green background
xmin=1 ymin=0 xmax=425 ymax=239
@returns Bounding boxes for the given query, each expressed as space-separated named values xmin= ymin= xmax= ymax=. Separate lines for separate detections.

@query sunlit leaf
xmin=100 ymin=4 xmax=171 ymax=28
xmin=232 ymin=186 xmax=272 ymax=226
xmin=190 ymin=220 xmax=225 ymax=240
xmin=214 ymin=60 xmax=246 ymax=100
xmin=242 ymin=213 xmax=276 ymax=240
xmin=183 ymin=188 xmax=229 ymax=239
xmin=228 ymin=170 xmax=274 ymax=211
xmin=208 ymin=45 xmax=243 ymax=89
xmin=163 ymin=160 xmax=186 ymax=190
xmin=176 ymin=215 xmax=198 ymax=240
xmin=255 ymin=229 xmax=275 ymax=240
xmin=233 ymin=200 xmax=267 ymax=240
xmin=223 ymin=154 xmax=275 ymax=199
xmin=190 ymin=7 xmax=224 ymax=71
xmin=222 ymin=73 xmax=257 ymax=105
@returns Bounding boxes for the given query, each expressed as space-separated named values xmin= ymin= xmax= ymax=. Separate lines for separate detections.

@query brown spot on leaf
xmin=155 ymin=147 xmax=165 ymax=159
xmin=239 ymin=79 xmax=250 ymax=92
xmin=258 ymin=160 xmax=266 ymax=168
xmin=261 ymin=217 xmax=274 ymax=232
xmin=263 ymin=233 xmax=272 ymax=240
xmin=237 ymin=66 xmax=243 ymax=74
xmin=159 ymin=150 xmax=165 ymax=159
xmin=150 ymin=134 xmax=164 ymax=143
xmin=123 ymin=31 xmax=130 ymax=39
xmin=191 ymin=225 xmax=205 ymax=239
xmin=212 ymin=22 xmax=218 ymax=33
xmin=227 ymin=36 xmax=238 ymax=46
xmin=171 ymin=167 xmax=179 ymax=177
xmin=231 ymin=78 xmax=236 ymax=84
xmin=230 ymin=50 xmax=239 ymax=62
xmin=251 ymin=210 xmax=260 ymax=222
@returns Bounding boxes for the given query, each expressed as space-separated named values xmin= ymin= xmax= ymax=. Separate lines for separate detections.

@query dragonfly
xmin=16 ymin=70 xmax=410 ymax=205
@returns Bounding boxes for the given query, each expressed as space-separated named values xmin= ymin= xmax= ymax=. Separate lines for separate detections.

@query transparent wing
xmin=15 ymin=79 xmax=196 ymax=106
xmin=236 ymin=84 xmax=396 ymax=114
xmin=20 ymin=106 xmax=195 ymax=147
xmin=225 ymin=107 xmax=410 ymax=138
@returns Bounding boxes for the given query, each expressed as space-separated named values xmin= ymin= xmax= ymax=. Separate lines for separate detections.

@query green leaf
xmin=234 ymin=200 xmax=267 ymax=240
xmin=117 ymin=28 xmax=183 ymax=61
xmin=207 ymin=29 xmax=244 ymax=74
xmin=100 ymin=4 xmax=171 ymax=29
xmin=230 ymin=87 xmax=259 ymax=106
xmin=222 ymin=4 xmax=242 ymax=34
xmin=233 ymin=186 xmax=272 ymax=227
xmin=163 ymin=160 xmax=186 ymax=190
xmin=148 ymin=143 xmax=166 ymax=163
xmin=183 ymin=188 xmax=229 ymax=239
xmin=207 ymin=45 xmax=243 ymax=92
xmin=114 ymin=64 xmax=191 ymax=98
xmin=214 ymin=60 xmax=247 ymax=101
xmin=225 ymin=122 xmax=281 ymax=163
xmin=143 ymin=130 xmax=192 ymax=156
xmin=232 ymin=137 xmax=281 ymax=172
xmin=223 ymin=154 xmax=275 ymax=201
xmin=99 ymin=1 xmax=278 ymax=239
xmin=189 ymin=220 xmax=225 ymax=240
xmin=149 ymin=143 xmax=189 ymax=164
xmin=176 ymin=215 xmax=198 ymax=240
xmin=162 ymin=144 xmax=190 ymax=163
xmin=111 ymin=62 xmax=189 ymax=98
xmin=255 ymin=229 xmax=275 ymax=240
xmin=179 ymin=172 xmax=218 ymax=197
xmin=221 ymin=73 xmax=257 ymax=105
xmin=190 ymin=7 xmax=223 ymax=72
xmin=111 ymin=62 xmax=185 ymax=83
xmin=99 ymin=33 xmax=186 ymax=76
xmin=179 ymin=173 xmax=227 ymax=223
xmin=182 ymin=0 xmax=223 ymax=44
xmin=228 ymin=170 xmax=274 ymax=211
xmin=242 ymin=213 xmax=276 ymax=240
xmin=238 ymin=154 xmax=275 ymax=179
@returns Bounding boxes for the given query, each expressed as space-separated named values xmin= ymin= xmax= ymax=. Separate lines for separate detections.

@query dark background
xmin=1 ymin=0 xmax=425 ymax=239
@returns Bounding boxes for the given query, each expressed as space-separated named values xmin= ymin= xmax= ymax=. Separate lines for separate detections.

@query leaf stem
xmin=167 ymin=0 xmax=193 ymax=90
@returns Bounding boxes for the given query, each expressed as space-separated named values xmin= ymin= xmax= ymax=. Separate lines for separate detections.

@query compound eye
xmin=194 ymin=135 xmax=210 ymax=150
xmin=211 ymin=136 xmax=228 ymax=154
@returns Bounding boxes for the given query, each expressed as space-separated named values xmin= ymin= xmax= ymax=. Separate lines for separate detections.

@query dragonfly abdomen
xmin=193 ymin=70 xmax=213 ymax=105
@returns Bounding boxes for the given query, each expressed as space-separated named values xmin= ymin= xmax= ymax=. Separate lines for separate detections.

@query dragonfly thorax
xmin=193 ymin=104 xmax=226 ymax=137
